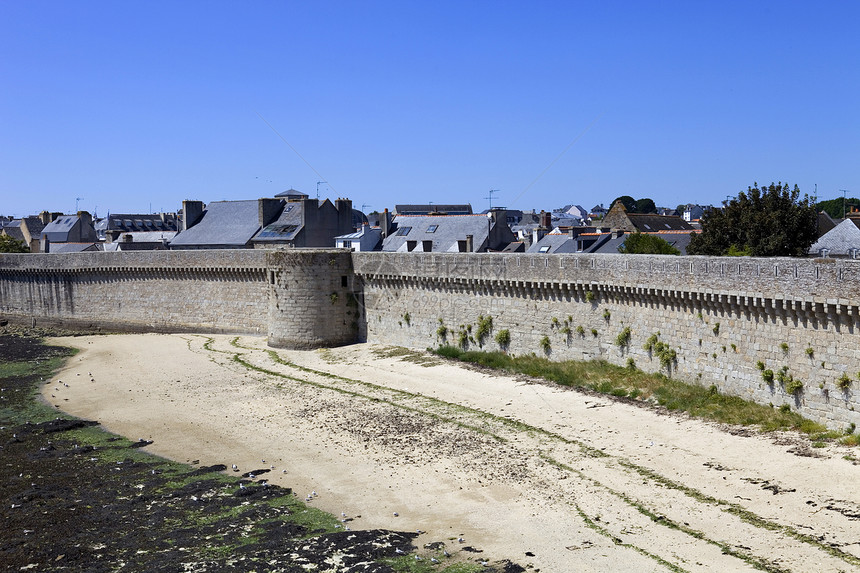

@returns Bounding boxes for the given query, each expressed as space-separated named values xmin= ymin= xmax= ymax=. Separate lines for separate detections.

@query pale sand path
xmin=44 ymin=334 xmax=860 ymax=572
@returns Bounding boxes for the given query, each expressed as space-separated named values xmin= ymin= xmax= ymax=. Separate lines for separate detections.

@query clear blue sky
xmin=2 ymin=1 xmax=858 ymax=218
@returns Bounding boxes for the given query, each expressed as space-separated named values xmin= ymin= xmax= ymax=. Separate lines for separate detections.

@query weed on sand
xmin=431 ymin=346 xmax=833 ymax=439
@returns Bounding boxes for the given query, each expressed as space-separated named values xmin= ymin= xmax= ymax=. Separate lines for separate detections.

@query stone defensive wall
xmin=0 ymin=250 xmax=271 ymax=334
xmin=2 ymin=249 xmax=859 ymax=429
xmin=352 ymin=252 xmax=860 ymax=430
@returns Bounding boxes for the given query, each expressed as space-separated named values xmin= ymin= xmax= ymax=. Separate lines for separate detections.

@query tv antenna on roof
xmin=316 ymin=181 xmax=327 ymax=200
xmin=485 ymin=189 xmax=499 ymax=210
xmin=75 ymin=197 xmax=84 ymax=212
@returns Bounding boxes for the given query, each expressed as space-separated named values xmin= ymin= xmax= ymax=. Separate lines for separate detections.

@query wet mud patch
xmin=1 ymin=332 xmax=521 ymax=572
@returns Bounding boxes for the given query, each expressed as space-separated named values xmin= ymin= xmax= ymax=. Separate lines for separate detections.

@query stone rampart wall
xmin=3 ymin=249 xmax=859 ymax=429
xmin=353 ymin=252 xmax=860 ymax=430
xmin=0 ymin=250 xmax=270 ymax=334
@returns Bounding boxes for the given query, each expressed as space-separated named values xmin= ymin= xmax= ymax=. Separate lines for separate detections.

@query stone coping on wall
xmin=352 ymin=252 xmax=860 ymax=312
xmin=0 ymin=250 xmax=269 ymax=273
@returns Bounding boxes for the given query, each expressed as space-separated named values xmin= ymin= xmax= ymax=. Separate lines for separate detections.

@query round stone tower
xmin=265 ymin=249 xmax=359 ymax=349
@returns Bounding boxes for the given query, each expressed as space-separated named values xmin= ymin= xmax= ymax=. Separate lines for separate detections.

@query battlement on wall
xmin=2 ymin=249 xmax=859 ymax=429
xmin=353 ymin=252 xmax=860 ymax=430
xmin=352 ymin=252 xmax=860 ymax=308
xmin=0 ymin=249 xmax=269 ymax=273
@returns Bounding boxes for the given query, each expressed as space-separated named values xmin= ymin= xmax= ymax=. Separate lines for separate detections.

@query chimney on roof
xmin=465 ymin=234 xmax=474 ymax=252
xmin=335 ymin=198 xmax=353 ymax=233
xmin=182 ymin=200 xmax=204 ymax=231
xmin=77 ymin=210 xmax=92 ymax=228
xmin=539 ymin=210 xmax=551 ymax=229
xmin=381 ymin=208 xmax=391 ymax=238
xmin=258 ymin=198 xmax=282 ymax=226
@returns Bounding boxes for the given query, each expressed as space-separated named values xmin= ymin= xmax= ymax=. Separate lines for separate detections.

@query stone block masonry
xmin=266 ymin=250 xmax=360 ymax=349
xmin=2 ymin=249 xmax=860 ymax=430
xmin=0 ymin=250 xmax=271 ymax=335
xmin=352 ymin=252 xmax=860 ymax=430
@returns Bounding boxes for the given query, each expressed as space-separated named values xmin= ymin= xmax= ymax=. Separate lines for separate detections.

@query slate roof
xmin=101 ymin=213 xmax=178 ymax=233
xmin=626 ymin=213 xmax=693 ymax=232
xmin=275 ymin=189 xmax=309 ymax=199
xmin=49 ymin=242 xmax=102 ymax=253
xmin=41 ymin=216 xmax=79 ymax=243
xmin=18 ymin=217 xmax=45 ymax=238
xmin=253 ymin=202 xmax=304 ymax=242
xmin=526 ymin=232 xmax=578 ymax=254
xmin=170 ymin=201 xmax=271 ymax=247
xmin=382 ymin=215 xmax=492 ymax=252
xmin=395 ymin=204 xmax=473 ymax=215
xmin=809 ymin=219 xmax=860 ymax=257
xmin=817 ymin=212 xmax=837 ymax=237
xmin=581 ymin=230 xmax=697 ymax=255
xmin=2 ymin=221 xmax=25 ymax=241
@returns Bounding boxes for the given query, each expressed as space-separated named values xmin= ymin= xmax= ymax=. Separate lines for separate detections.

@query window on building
xmin=426 ymin=225 xmax=438 ymax=233
xmin=407 ymin=240 xmax=418 ymax=251
xmin=396 ymin=226 xmax=412 ymax=236
xmin=539 ymin=245 xmax=551 ymax=253
xmin=422 ymin=240 xmax=433 ymax=252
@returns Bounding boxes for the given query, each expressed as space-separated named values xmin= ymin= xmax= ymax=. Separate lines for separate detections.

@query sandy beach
xmin=44 ymin=333 xmax=860 ymax=572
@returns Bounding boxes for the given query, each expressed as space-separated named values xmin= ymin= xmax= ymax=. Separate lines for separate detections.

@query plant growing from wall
xmin=643 ymin=333 xmax=660 ymax=355
xmin=495 ymin=329 xmax=511 ymax=351
xmin=657 ymin=345 xmax=678 ymax=370
xmin=560 ymin=325 xmax=571 ymax=343
xmin=602 ymin=309 xmax=611 ymax=321
xmin=436 ymin=320 xmax=448 ymax=343
xmin=329 ymin=292 xmax=339 ymax=304
xmin=626 ymin=358 xmax=636 ymax=370
xmin=615 ymin=326 xmax=631 ymax=350
xmin=775 ymin=365 xmax=790 ymax=385
xmin=591 ymin=328 xmax=599 ymax=337
xmin=712 ymin=322 xmax=720 ymax=336
xmin=756 ymin=360 xmax=765 ymax=371
xmin=780 ymin=342 xmax=789 ymax=353
xmin=837 ymin=373 xmax=852 ymax=391
xmin=730 ymin=343 xmax=737 ymax=352
xmin=585 ymin=290 xmax=596 ymax=303
xmin=785 ymin=378 xmax=803 ymax=395
xmin=805 ymin=346 xmax=814 ymax=358
xmin=457 ymin=328 xmax=470 ymax=351
xmin=642 ymin=332 xmax=677 ymax=371
xmin=403 ymin=312 xmax=411 ymax=326
xmin=475 ymin=315 xmax=493 ymax=347
xmin=575 ymin=325 xmax=585 ymax=337
xmin=551 ymin=317 xmax=560 ymax=328
xmin=762 ymin=369 xmax=774 ymax=384
xmin=539 ymin=335 xmax=551 ymax=355
xmin=697 ymin=311 xmax=704 ymax=321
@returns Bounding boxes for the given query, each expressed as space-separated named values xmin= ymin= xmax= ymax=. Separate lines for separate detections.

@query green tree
xmin=611 ymin=196 xmax=657 ymax=214
xmin=611 ymin=195 xmax=636 ymax=212
xmin=0 ymin=234 xmax=29 ymax=253
xmin=816 ymin=196 xmax=860 ymax=220
xmin=634 ymin=198 xmax=657 ymax=214
xmin=618 ymin=232 xmax=680 ymax=255
xmin=687 ymin=182 xmax=817 ymax=257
